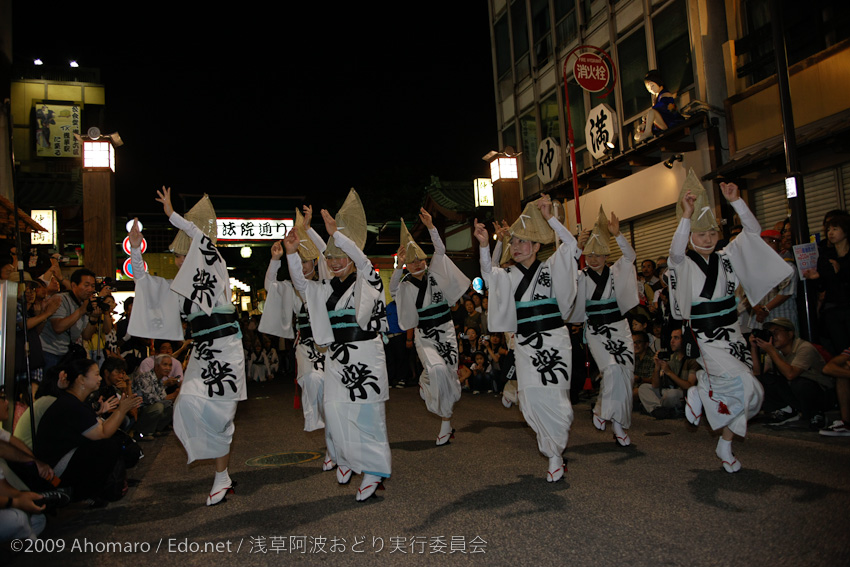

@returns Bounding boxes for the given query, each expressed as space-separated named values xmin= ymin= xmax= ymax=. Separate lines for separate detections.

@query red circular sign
xmin=122 ymin=257 xmax=147 ymax=278
xmin=123 ymin=236 xmax=147 ymax=255
xmin=573 ymin=53 xmax=609 ymax=92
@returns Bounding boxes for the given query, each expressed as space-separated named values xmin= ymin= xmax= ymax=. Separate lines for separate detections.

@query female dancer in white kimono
xmin=390 ymin=208 xmax=469 ymax=445
xmin=669 ymin=174 xmax=792 ymax=472
xmin=259 ymin=206 xmax=335 ymax=468
xmin=284 ymin=192 xmax=391 ymax=501
xmin=572 ymin=207 xmax=639 ymax=446
xmin=474 ymin=195 xmax=577 ymax=483
xmin=129 ymin=187 xmax=246 ymax=506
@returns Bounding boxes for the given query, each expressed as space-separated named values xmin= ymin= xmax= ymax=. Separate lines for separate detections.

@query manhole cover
xmin=246 ymin=451 xmax=322 ymax=467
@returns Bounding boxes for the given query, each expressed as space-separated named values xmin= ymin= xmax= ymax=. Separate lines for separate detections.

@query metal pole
xmin=770 ymin=0 xmax=815 ymax=341
xmin=563 ymin=62 xmax=583 ymax=234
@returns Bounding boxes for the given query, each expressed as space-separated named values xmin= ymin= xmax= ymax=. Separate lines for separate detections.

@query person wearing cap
xmin=390 ymin=207 xmax=469 ymax=446
xmin=570 ymin=207 xmax=639 ymax=446
xmin=668 ymin=172 xmax=793 ymax=473
xmin=260 ymin=206 xmax=333 ymax=467
xmin=750 ymin=317 xmax=833 ymax=428
xmin=474 ymin=194 xmax=577 ymax=483
xmin=741 ymin=229 xmax=798 ymax=334
xmin=128 ymin=187 xmax=246 ymax=506
xmin=283 ymin=189 xmax=391 ymax=502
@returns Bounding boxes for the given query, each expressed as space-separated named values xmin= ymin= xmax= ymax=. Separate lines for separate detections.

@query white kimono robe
xmin=479 ymin=217 xmax=578 ymax=458
xmin=570 ymin=235 xmax=639 ymax=428
xmin=668 ymin=199 xmax=792 ymax=436
xmin=390 ymin=227 xmax=469 ymax=419
xmin=259 ymin=258 xmax=326 ymax=432
xmin=129 ymin=212 xmax=246 ymax=463
xmin=288 ymin=231 xmax=391 ymax=478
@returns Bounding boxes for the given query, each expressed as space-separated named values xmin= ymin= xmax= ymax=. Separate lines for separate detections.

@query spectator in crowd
xmin=803 ymin=211 xmax=850 ymax=355
xmin=641 ymin=259 xmax=662 ymax=302
xmin=0 ymin=434 xmax=47 ymax=542
xmin=132 ymin=354 xmax=179 ymax=439
xmin=39 ymin=268 xmax=111 ymax=371
xmin=632 ymin=331 xmax=654 ymax=405
xmin=34 ymin=358 xmax=142 ymax=504
xmin=742 ymin=229 xmax=798 ymax=334
xmin=751 ymin=317 xmax=833 ymax=428
xmin=631 ymin=313 xmax=659 ymax=353
xmin=462 ymin=298 xmax=482 ymax=335
xmin=480 ymin=295 xmax=490 ymax=335
xmin=639 ymin=327 xmax=699 ymax=419
xmin=247 ymin=340 xmax=272 ymax=383
xmin=384 ymin=300 xmax=410 ymax=388
xmin=819 ymin=347 xmax=850 ymax=436
xmin=97 ymin=358 xmax=137 ymax=432
xmin=468 ymin=351 xmax=491 ymax=394
xmin=0 ymin=385 xmax=57 ymax=494
xmin=482 ymin=332 xmax=511 ymax=393
xmin=13 ymin=364 xmax=72 ymax=452
xmin=458 ymin=326 xmax=481 ymax=367
xmin=262 ymin=335 xmax=280 ymax=379
xmin=15 ymin=276 xmax=61 ymax=401
xmin=137 ymin=339 xmax=184 ymax=383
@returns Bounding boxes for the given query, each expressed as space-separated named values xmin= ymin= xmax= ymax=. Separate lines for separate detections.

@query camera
xmin=657 ymin=350 xmax=672 ymax=361
xmin=482 ymin=335 xmax=490 ymax=342
xmin=752 ymin=328 xmax=772 ymax=342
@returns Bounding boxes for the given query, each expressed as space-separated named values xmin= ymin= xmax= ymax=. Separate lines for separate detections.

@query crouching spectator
xmin=132 ymin=354 xmax=179 ymax=440
xmin=751 ymin=317 xmax=834 ymax=428
xmin=820 ymin=346 xmax=850 ymax=436
xmin=33 ymin=359 xmax=142 ymax=504
xmin=638 ymin=327 xmax=699 ymax=419
xmin=97 ymin=358 xmax=137 ymax=432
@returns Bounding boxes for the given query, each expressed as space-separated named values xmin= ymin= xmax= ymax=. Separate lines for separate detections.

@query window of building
xmin=531 ymin=0 xmax=552 ymax=69
xmin=519 ymin=111 xmax=539 ymax=179
xmin=512 ymin=1 xmax=531 ymax=80
xmin=618 ymin=26 xmax=650 ymax=121
xmin=554 ymin=0 xmax=578 ymax=50
xmin=652 ymin=0 xmax=694 ymax=95
xmin=540 ymin=92 xmax=561 ymax=143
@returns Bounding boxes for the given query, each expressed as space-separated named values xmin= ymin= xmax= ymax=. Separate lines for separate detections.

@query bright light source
xmin=240 ymin=246 xmax=252 ymax=258
xmin=69 ymin=60 xmax=79 ymax=68
xmin=34 ymin=58 xmax=43 ymax=66
xmin=82 ymin=140 xmax=115 ymax=171
xmin=490 ymin=156 xmax=518 ymax=181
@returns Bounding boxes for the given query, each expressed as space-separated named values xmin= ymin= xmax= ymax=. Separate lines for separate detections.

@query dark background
xmin=12 ymin=1 xmax=499 ymax=221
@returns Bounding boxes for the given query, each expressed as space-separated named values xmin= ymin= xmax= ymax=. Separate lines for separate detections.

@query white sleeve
xmin=428 ymin=227 xmax=446 ymax=256
xmin=669 ymin=217 xmax=691 ymax=266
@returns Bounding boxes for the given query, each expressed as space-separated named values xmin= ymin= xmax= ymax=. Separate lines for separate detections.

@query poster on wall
xmin=35 ymin=103 xmax=82 ymax=158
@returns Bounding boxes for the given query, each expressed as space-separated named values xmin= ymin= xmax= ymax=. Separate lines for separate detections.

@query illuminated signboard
xmin=217 ymin=218 xmax=294 ymax=240
xmin=30 ymin=209 xmax=55 ymax=245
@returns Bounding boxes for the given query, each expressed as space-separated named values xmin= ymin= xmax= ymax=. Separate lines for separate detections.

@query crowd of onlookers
xmin=1 ymin=205 xmax=848 ymax=543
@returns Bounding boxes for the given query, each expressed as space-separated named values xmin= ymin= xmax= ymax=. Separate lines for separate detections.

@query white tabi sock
xmin=207 ymin=469 xmax=233 ymax=506
xmin=716 ymin=438 xmax=741 ymax=473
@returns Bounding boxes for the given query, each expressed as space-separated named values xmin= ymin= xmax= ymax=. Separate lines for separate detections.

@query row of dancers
xmin=127 ymin=171 xmax=791 ymax=505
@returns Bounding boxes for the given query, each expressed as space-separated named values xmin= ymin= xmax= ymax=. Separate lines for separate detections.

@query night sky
xmin=12 ymin=2 xmax=498 ymax=221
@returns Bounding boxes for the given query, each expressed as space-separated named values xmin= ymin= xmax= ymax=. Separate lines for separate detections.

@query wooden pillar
xmin=82 ymin=170 xmax=115 ymax=277
xmin=494 ymin=178 xmax=521 ymax=226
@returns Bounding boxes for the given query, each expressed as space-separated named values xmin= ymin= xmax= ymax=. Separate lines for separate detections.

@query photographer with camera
xmin=750 ymin=317 xmax=833 ymax=428
xmin=39 ymin=268 xmax=113 ymax=370
xmin=638 ymin=327 xmax=699 ymax=419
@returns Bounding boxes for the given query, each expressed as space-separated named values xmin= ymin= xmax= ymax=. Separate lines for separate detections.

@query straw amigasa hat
xmin=509 ymin=197 xmax=555 ymax=245
xmin=675 ymin=169 xmax=719 ymax=232
xmin=293 ymin=208 xmax=320 ymax=262
xmin=583 ymin=206 xmax=611 ymax=255
xmin=169 ymin=194 xmax=218 ymax=255
xmin=400 ymin=218 xmax=427 ymax=262
xmin=324 ymin=188 xmax=368 ymax=259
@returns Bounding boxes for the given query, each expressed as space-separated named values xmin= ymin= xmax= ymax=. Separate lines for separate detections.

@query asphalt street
xmin=6 ymin=378 xmax=850 ymax=567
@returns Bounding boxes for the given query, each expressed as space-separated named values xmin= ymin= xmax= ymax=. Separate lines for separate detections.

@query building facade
xmin=486 ymin=0 xmax=850 ymax=264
